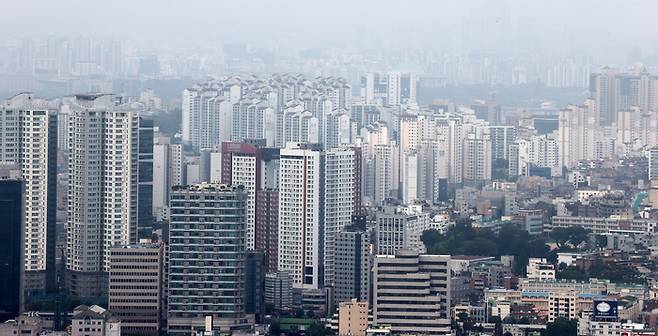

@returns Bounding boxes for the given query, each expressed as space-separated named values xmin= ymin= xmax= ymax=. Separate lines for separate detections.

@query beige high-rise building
xmin=338 ymin=299 xmax=368 ymax=336
xmin=108 ymin=243 xmax=163 ymax=335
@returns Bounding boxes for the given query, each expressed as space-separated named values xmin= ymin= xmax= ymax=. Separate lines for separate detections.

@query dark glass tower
xmin=138 ymin=117 xmax=154 ymax=239
xmin=0 ymin=179 xmax=24 ymax=322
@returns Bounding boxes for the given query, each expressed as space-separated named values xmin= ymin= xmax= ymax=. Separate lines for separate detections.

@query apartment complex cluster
xmin=5 ymin=66 xmax=658 ymax=336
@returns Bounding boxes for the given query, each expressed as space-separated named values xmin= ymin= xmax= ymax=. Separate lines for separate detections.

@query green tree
xmin=550 ymin=227 xmax=590 ymax=249
xmin=307 ymin=321 xmax=329 ymax=336
xmin=557 ymin=265 xmax=587 ymax=281
xmin=422 ymin=222 xmax=551 ymax=276
xmin=542 ymin=318 xmax=577 ymax=336
xmin=269 ymin=321 xmax=281 ymax=336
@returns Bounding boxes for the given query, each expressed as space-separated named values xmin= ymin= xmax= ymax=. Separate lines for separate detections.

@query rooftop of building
xmin=171 ymin=183 xmax=245 ymax=193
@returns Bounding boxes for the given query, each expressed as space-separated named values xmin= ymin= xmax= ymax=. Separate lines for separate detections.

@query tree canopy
xmin=557 ymin=261 xmax=644 ymax=284
xmin=550 ymin=226 xmax=590 ymax=249
xmin=542 ymin=318 xmax=577 ymax=336
xmin=421 ymin=219 xmax=550 ymax=275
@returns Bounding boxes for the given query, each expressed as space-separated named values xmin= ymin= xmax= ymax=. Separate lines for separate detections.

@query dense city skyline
xmin=4 ymin=2 xmax=658 ymax=336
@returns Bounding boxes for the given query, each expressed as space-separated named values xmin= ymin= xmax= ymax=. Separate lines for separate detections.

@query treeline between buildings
xmin=422 ymin=219 xmax=643 ymax=284
xmin=421 ymin=219 xmax=550 ymax=275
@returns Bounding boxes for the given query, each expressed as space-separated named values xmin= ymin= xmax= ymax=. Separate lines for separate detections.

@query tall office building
xmin=590 ymin=67 xmax=617 ymax=126
xmin=372 ymin=250 xmax=451 ymax=335
xmin=0 ymin=178 xmax=24 ymax=322
xmin=0 ymin=93 xmax=57 ymax=295
xmin=108 ymin=243 xmax=163 ymax=335
xmin=333 ymin=216 xmax=373 ymax=306
xmin=277 ymin=143 xmax=324 ymax=289
xmin=168 ymin=184 xmax=252 ymax=334
xmin=66 ymin=94 xmax=143 ymax=298
xmin=265 ymin=272 xmax=293 ymax=310
xmin=323 ymin=147 xmax=358 ymax=287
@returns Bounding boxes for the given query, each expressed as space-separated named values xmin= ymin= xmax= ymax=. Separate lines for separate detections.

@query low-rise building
xmin=372 ymin=250 xmax=451 ymax=335
xmin=108 ymin=243 xmax=163 ymax=335
xmin=265 ymin=272 xmax=293 ymax=310
xmin=338 ymin=299 xmax=368 ymax=336
xmin=70 ymin=305 xmax=121 ymax=336
xmin=551 ymin=216 xmax=656 ymax=234
xmin=0 ymin=315 xmax=43 ymax=336
xmin=526 ymin=258 xmax=555 ymax=280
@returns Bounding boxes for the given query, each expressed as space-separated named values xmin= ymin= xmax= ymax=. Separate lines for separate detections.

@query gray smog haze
xmin=2 ymin=0 xmax=658 ymax=61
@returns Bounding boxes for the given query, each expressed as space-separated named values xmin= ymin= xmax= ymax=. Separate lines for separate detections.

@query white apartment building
xmin=278 ymin=143 xmax=323 ymax=289
xmin=462 ymin=133 xmax=492 ymax=183
xmin=373 ymin=144 xmax=396 ymax=205
xmin=183 ymin=75 xmax=350 ymax=150
xmin=323 ymin=147 xmax=357 ymax=287
xmin=649 ymin=146 xmax=658 ymax=180
xmin=435 ymin=117 xmax=464 ymax=184
xmin=182 ymin=86 xmax=233 ymax=149
xmin=322 ymin=110 xmax=351 ymax=150
xmin=402 ymin=150 xmax=418 ymax=204
xmin=282 ymin=105 xmax=319 ymax=145
xmin=515 ymin=132 xmax=560 ymax=177
xmin=0 ymin=92 xmax=57 ymax=292
xmin=231 ymin=98 xmax=275 ymax=145
xmin=66 ymin=94 xmax=141 ymax=298
xmin=152 ymin=138 xmax=184 ymax=220
xmin=220 ymin=141 xmax=263 ymax=251
xmin=558 ymin=100 xmax=600 ymax=169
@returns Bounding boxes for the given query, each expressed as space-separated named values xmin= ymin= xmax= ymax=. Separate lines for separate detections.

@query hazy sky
xmin=3 ymin=0 xmax=658 ymax=61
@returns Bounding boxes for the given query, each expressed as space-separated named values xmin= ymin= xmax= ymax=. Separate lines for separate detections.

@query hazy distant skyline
xmin=2 ymin=0 xmax=658 ymax=64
